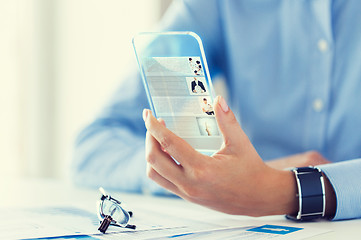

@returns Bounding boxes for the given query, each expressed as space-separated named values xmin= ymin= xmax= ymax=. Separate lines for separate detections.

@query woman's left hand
xmin=143 ymin=96 xmax=297 ymax=216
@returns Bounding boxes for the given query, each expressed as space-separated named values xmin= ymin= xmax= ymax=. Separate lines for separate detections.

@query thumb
xmin=214 ymin=96 xmax=247 ymax=149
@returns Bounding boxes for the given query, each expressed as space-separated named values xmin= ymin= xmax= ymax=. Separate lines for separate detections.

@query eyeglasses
xmin=97 ymin=187 xmax=136 ymax=233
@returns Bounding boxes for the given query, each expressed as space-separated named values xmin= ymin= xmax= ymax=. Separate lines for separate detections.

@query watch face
xmin=289 ymin=167 xmax=325 ymax=221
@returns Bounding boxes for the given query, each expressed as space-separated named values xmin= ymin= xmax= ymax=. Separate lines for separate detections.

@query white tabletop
xmin=1 ymin=177 xmax=359 ymax=239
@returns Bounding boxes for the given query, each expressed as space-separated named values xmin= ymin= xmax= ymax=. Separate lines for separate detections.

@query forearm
xmin=72 ymin=125 xmax=167 ymax=194
xmin=318 ymin=159 xmax=361 ymax=220
xmin=73 ymin=126 xmax=143 ymax=190
xmin=323 ymin=173 xmax=336 ymax=218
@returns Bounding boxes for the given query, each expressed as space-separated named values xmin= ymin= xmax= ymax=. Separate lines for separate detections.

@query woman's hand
xmin=266 ymin=151 xmax=331 ymax=170
xmin=143 ymin=96 xmax=298 ymax=217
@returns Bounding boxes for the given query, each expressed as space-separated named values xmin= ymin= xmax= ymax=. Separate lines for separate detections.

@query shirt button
xmin=318 ymin=39 xmax=328 ymax=52
xmin=313 ymin=99 xmax=324 ymax=112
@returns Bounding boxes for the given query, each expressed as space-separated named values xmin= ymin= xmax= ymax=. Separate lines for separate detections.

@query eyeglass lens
xmin=100 ymin=198 xmax=130 ymax=225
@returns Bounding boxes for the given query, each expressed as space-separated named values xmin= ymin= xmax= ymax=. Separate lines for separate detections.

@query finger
xmin=267 ymin=151 xmax=331 ymax=170
xmin=213 ymin=96 xmax=248 ymax=149
xmin=143 ymin=109 xmax=201 ymax=167
xmin=158 ymin=118 xmax=166 ymax=126
xmin=146 ymin=164 xmax=204 ymax=205
xmin=146 ymin=163 xmax=183 ymax=196
xmin=145 ymin=128 xmax=184 ymax=185
xmin=304 ymin=151 xmax=331 ymax=165
xmin=157 ymin=118 xmax=168 ymax=152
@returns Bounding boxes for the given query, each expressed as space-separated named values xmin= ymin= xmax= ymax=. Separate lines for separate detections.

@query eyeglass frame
xmin=97 ymin=187 xmax=135 ymax=231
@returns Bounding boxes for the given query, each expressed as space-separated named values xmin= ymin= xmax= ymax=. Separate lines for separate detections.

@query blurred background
xmin=0 ymin=0 xmax=172 ymax=183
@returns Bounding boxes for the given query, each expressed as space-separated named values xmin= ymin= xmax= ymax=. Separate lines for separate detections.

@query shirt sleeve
xmin=318 ymin=159 xmax=361 ymax=220
xmin=71 ymin=0 xmax=224 ymax=194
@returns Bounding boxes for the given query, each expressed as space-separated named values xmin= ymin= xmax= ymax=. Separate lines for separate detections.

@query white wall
xmin=54 ymin=0 xmax=166 ymax=180
xmin=0 ymin=0 xmax=171 ymax=182
xmin=0 ymin=0 xmax=22 ymax=179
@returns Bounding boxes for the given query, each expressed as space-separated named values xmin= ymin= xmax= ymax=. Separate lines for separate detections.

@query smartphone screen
xmin=133 ymin=32 xmax=223 ymax=154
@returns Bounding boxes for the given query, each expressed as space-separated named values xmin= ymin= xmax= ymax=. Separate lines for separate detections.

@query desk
xmin=1 ymin=178 xmax=359 ymax=239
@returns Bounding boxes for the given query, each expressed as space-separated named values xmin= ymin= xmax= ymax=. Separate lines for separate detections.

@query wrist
xmin=258 ymin=166 xmax=336 ymax=218
xmin=286 ymin=167 xmax=336 ymax=221
xmin=260 ymin=167 xmax=298 ymax=216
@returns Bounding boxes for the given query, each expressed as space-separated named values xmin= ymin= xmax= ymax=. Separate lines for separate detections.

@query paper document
xmin=0 ymin=206 xmax=194 ymax=240
xmin=0 ymin=206 xmax=331 ymax=240
xmin=149 ymin=224 xmax=330 ymax=240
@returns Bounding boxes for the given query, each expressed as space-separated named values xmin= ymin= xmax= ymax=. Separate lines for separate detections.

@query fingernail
xmin=142 ymin=109 xmax=149 ymax=122
xmin=219 ymin=96 xmax=229 ymax=112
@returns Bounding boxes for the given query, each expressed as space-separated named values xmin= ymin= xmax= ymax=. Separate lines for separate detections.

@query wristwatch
xmin=286 ymin=166 xmax=326 ymax=221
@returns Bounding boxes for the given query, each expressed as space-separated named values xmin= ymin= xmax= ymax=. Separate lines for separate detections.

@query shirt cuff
xmin=318 ymin=159 xmax=361 ymax=220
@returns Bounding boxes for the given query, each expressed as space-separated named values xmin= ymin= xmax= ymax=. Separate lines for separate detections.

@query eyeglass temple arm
xmin=99 ymin=187 xmax=122 ymax=204
xmin=99 ymin=187 xmax=107 ymax=196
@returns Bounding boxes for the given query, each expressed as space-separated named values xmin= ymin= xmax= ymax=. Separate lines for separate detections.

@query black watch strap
xmin=286 ymin=166 xmax=325 ymax=221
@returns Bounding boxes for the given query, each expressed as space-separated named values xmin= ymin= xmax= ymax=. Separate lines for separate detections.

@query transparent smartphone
xmin=133 ymin=32 xmax=222 ymax=154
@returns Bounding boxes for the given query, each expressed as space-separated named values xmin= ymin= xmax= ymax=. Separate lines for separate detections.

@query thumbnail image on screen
xmin=143 ymin=56 xmax=219 ymax=138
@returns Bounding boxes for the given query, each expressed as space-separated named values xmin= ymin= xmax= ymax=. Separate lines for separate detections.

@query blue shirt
xmin=72 ymin=0 xmax=361 ymax=220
